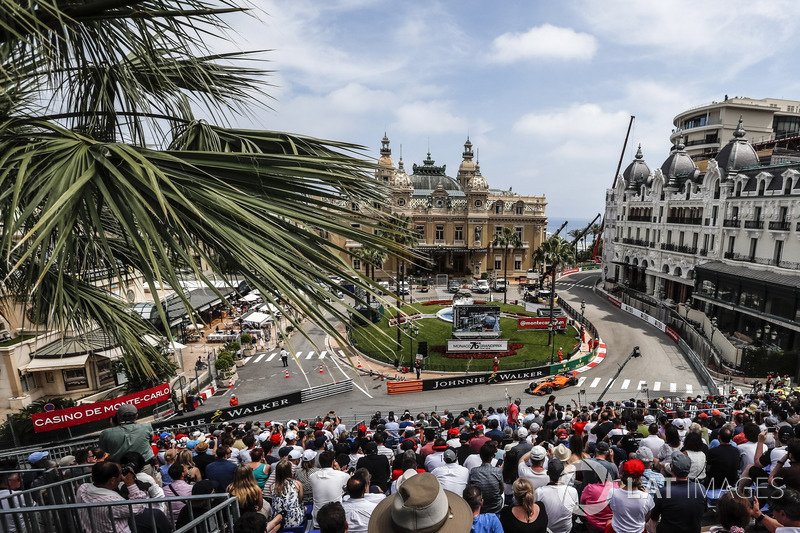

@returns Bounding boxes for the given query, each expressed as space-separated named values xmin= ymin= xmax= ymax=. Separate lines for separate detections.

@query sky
xmin=211 ymin=0 xmax=800 ymax=219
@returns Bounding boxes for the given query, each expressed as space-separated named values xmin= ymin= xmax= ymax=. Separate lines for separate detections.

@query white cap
xmin=302 ymin=449 xmax=316 ymax=462
xmin=517 ymin=427 xmax=528 ymax=438
xmin=285 ymin=431 xmax=298 ymax=441
xmin=529 ymin=423 xmax=540 ymax=433
xmin=288 ymin=449 xmax=303 ymax=460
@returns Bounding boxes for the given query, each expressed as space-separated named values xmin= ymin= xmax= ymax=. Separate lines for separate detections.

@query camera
xmin=121 ymin=463 xmax=137 ymax=477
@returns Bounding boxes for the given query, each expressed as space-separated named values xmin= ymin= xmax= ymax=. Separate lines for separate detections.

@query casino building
xmin=359 ymin=136 xmax=548 ymax=280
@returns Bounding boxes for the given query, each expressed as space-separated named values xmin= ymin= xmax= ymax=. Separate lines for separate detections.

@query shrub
xmin=240 ymin=333 xmax=253 ymax=346
xmin=216 ymin=352 xmax=235 ymax=373
xmin=224 ymin=341 xmax=241 ymax=353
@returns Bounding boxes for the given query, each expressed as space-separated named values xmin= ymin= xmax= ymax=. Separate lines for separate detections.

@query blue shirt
xmin=472 ymin=513 xmax=503 ymax=533
xmin=206 ymin=458 xmax=237 ymax=490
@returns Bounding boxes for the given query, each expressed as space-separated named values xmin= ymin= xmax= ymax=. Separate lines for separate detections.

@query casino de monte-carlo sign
xmin=446 ymin=339 xmax=509 ymax=352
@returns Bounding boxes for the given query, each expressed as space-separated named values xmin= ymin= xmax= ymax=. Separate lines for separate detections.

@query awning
xmin=143 ymin=334 xmax=187 ymax=351
xmin=240 ymin=293 xmax=260 ymax=302
xmin=24 ymin=354 xmax=89 ymax=372
xmin=241 ymin=312 xmax=272 ymax=325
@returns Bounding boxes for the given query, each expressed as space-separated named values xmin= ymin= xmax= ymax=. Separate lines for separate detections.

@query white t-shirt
xmin=310 ymin=468 xmax=350 ymax=527
xmin=431 ymin=463 xmax=470 ymax=496
xmin=517 ymin=463 xmax=549 ymax=489
xmin=463 ymin=454 xmax=483 ymax=471
xmin=535 ymin=484 xmax=578 ymax=533
xmin=609 ymin=488 xmax=654 ymax=533
xmin=341 ymin=496 xmax=379 ymax=533
xmin=584 ymin=422 xmax=598 ymax=444
xmin=640 ymin=435 xmax=664 ymax=458
xmin=425 ymin=452 xmax=447 ymax=472
xmin=738 ymin=441 xmax=758 ymax=474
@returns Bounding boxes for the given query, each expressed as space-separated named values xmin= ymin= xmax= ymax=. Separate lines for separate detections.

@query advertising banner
xmin=32 ymin=383 xmax=171 ymax=433
xmin=447 ymin=339 xmax=508 ymax=352
xmin=452 ymin=305 xmax=500 ymax=338
xmin=153 ymin=391 xmax=303 ymax=430
xmin=421 ymin=365 xmax=548 ymax=391
xmin=517 ymin=316 xmax=568 ymax=329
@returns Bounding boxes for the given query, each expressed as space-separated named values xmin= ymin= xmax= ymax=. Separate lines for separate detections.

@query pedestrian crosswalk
xmin=575 ymin=376 xmax=706 ymax=395
xmin=242 ymin=350 xmax=329 ymax=366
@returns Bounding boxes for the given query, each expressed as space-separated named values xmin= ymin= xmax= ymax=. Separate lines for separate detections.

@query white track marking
xmin=254 ymin=353 xmax=266 ymax=363
xmin=266 ymin=352 xmax=277 ymax=362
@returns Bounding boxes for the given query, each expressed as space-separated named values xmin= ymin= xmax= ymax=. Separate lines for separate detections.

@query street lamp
xmin=549 ymin=318 xmax=559 ymax=364
xmin=580 ymin=299 xmax=586 ymax=325
xmin=404 ymin=321 xmax=419 ymax=366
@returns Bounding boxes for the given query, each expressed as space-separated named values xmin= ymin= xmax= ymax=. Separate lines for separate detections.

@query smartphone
xmin=767 ymin=427 xmax=777 ymax=433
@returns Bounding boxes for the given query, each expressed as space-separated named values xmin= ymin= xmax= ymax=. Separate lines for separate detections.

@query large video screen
xmin=452 ymin=304 xmax=501 ymax=338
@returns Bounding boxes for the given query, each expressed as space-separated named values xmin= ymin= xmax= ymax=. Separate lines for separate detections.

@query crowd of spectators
xmin=8 ymin=390 xmax=800 ymax=533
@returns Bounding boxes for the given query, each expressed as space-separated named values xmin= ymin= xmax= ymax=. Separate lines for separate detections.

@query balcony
xmin=660 ymin=243 xmax=698 ymax=254
xmin=725 ymin=253 xmax=800 ymax=269
xmin=769 ymin=221 xmax=790 ymax=231
xmin=627 ymin=215 xmax=652 ymax=222
xmin=666 ymin=217 xmax=703 ymax=225
xmin=699 ymin=249 xmax=708 ymax=256
xmin=744 ymin=220 xmax=764 ymax=229
xmin=722 ymin=219 xmax=740 ymax=228
xmin=622 ymin=238 xmax=649 ymax=247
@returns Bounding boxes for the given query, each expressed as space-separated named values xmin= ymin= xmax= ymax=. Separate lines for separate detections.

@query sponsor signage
xmin=422 ymin=366 xmax=548 ymax=391
xmin=447 ymin=339 xmax=508 ymax=352
xmin=153 ymin=391 xmax=302 ymax=429
xmin=32 ymin=383 xmax=171 ymax=432
xmin=517 ymin=316 xmax=568 ymax=330
xmin=665 ymin=326 xmax=680 ymax=343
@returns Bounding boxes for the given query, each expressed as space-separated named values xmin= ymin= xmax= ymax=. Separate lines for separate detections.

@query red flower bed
xmin=422 ymin=300 xmax=489 ymax=306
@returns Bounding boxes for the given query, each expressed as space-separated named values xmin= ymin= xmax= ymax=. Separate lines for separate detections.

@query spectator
xmin=318 ymin=501 xmax=347 ymax=533
xmin=367 ymin=472 xmax=471 ymax=532
xmin=206 ymin=446 xmax=237 ymax=490
xmin=710 ymin=491 xmax=751 ymax=533
xmin=248 ymin=447 xmax=270 ymax=489
xmin=118 ymin=451 xmax=165 ymax=512
xmin=0 ymin=472 xmax=24 ymax=533
xmin=681 ymin=432 xmax=707 ymax=483
xmin=431 ymin=449 xmax=469 ymax=496
xmin=175 ymin=480 xmax=219 ymax=529
xmin=176 ymin=449 xmax=202 ymax=483
xmin=268 ymin=460 xmax=303 ymax=527
xmin=424 ymin=439 xmax=450 ymax=472
xmin=737 ymin=423 xmax=760 ymax=475
xmin=193 ymin=441 xmax=215 ymax=478
xmin=706 ymin=427 xmax=739 ymax=490
xmin=592 ymin=441 xmax=619 ymax=480
xmin=99 ymin=404 xmax=154 ymax=465
xmin=635 ymin=446 xmax=665 ymax=497
xmin=467 ymin=443 xmax=504 ymax=514
xmin=769 ymin=437 xmax=800 ymax=491
xmin=657 ymin=425 xmax=682 ymax=472
xmin=650 ymin=452 xmax=706 ymax=533
xmin=228 ymin=464 xmax=269 ymax=517
xmin=164 ymin=462 xmax=193 ymax=524
xmin=639 ymin=424 xmax=664 ymax=460
xmin=579 ymin=458 xmax=619 ymax=533
xmin=751 ymin=488 xmax=800 ymax=533
xmin=608 ymin=459 xmax=653 ymax=533
xmin=463 ymin=484 xmax=503 ymax=533
xmin=310 ymin=450 xmax=350 ymax=527
xmin=76 ymin=461 xmax=148 ymax=533
xmin=499 ymin=477 xmax=548 ymax=532
xmin=356 ymin=441 xmax=390 ymax=492
xmin=534 ymin=459 xmax=578 ymax=533
xmin=160 ymin=449 xmax=177 ymax=485
xmin=295 ymin=449 xmax=318 ymax=504
xmin=342 ymin=475 xmax=379 ymax=533
xmin=517 ymin=446 xmax=549 ymax=489
xmin=233 ymin=512 xmax=283 ymax=533
xmin=508 ymin=397 xmax=521 ymax=429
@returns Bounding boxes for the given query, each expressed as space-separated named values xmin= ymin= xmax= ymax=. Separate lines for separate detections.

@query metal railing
xmin=0 ymin=493 xmax=239 ymax=533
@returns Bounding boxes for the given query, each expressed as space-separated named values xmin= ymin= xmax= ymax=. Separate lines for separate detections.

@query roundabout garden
xmin=349 ymin=299 xmax=581 ymax=373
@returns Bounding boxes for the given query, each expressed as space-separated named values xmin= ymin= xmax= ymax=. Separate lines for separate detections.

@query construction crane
xmin=570 ymin=214 xmax=601 ymax=257
xmin=592 ymin=115 xmax=635 ymax=261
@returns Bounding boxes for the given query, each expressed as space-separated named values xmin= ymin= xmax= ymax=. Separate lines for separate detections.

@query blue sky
xmin=217 ymin=0 xmax=800 ymax=218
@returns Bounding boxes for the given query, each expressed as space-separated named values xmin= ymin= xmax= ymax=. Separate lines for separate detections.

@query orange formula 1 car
xmin=526 ymin=371 xmax=579 ymax=395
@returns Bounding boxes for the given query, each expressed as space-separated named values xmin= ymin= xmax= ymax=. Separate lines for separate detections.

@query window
xmin=514 ymin=227 xmax=523 ymax=241
xmin=397 ymin=198 xmax=406 ymax=206
xmin=19 ymin=371 xmax=36 ymax=393
xmin=774 ymin=240 xmax=784 ymax=263
xmin=735 ymin=182 xmax=742 ymax=197
xmin=780 ymin=206 xmax=788 ymax=222
xmin=415 ymin=225 xmax=425 ymax=239
xmin=494 ymin=226 xmax=503 ymax=238
xmin=785 ymin=179 xmax=793 ymax=195
xmin=494 ymin=256 xmax=502 ymax=270
xmin=728 ymin=236 xmax=735 ymax=253
xmin=435 ymin=225 xmax=444 ymax=240
xmin=351 ymin=223 xmax=361 ymax=228
xmin=758 ymin=181 xmax=766 ymax=196
xmin=475 ymin=200 xmax=483 ymax=208
xmin=514 ymin=256 xmax=522 ymax=270
xmin=711 ymin=234 xmax=715 ymax=250
xmin=667 ymin=230 xmax=672 ymax=244
xmin=516 ymin=204 xmax=524 ymax=215
xmin=679 ymin=232 xmax=685 ymax=246
xmin=63 ymin=368 xmax=88 ymax=391
xmin=435 ymin=198 xmax=445 ymax=208
xmin=97 ymin=359 xmax=114 ymax=386
xmin=712 ymin=205 xmax=718 ymax=224
xmin=454 ymin=226 xmax=463 ymax=241
xmin=495 ymin=202 xmax=503 ymax=214
xmin=749 ymin=238 xmax=757 ymax=260
xmin=755 ymin=206 xmax=762 ymax=221
xmin=692 ymin=233 xmax=698 ymax=248
xmin=353 ymin=259 xmax=361 ymax=270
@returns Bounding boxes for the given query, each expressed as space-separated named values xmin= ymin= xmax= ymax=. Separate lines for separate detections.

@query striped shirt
xmin=76 ymin=482 xmax=147 ymax=533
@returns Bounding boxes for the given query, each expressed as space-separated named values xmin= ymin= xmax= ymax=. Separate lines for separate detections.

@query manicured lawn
xmin=350 ymin=302 xmax=579 ymax=372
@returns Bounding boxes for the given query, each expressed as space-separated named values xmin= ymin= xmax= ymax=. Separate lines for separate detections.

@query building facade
xmin=604 ymin=116 xmax=800 ymax=362
xmin=363 ymin=136 xmax=547 ymax=280
xmin=671 ymin=96 xmax=800 ymax=164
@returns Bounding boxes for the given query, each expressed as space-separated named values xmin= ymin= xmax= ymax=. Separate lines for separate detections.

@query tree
xmin=536 ymin=236 xmax=575 ymax=349
xmin=493 ymin=227 xmax=522 ymax=304
xmin=0 ymin=1 xmax=405 ymax=384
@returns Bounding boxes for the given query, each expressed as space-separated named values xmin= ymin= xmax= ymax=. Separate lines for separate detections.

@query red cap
xmin=447 ymin=428 xmax=460 ymax=437
xmin=622 ymin=459 xmax=646 ymax=477
xmin=556 ymin=429 xmax=568 ymax=438
xmin=316 ymin=422 xmax=324 ymax=429
xmin=711 ymin=409 xmax=722 ymax=416
xmin=270 ymin=433 xmax=282 ymax=445
xmin=358 ymin=425 xmax=367 ymax=433
xmin=176 ymin=434 xmax=187 ymax=440
xmin=698 ymin=413 xmax=709 ymax=418
xmin=474 ymin=425 xmax=484 ymax=431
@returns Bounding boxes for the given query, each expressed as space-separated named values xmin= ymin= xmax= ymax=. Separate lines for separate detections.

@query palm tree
xmin=493 ymin=227 xmax=522 ymax=304
xmin=0 ymin=1 xmax=404 ymax=386
xmin=536 ymin=236 xmax=575 ymax=351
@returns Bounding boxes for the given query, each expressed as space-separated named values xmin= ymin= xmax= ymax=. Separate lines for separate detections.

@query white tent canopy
xmin=242 ymin=312 xmax=272 ymax=325
xmin=240 ymin=293 xmax=260 ymax=302
xmin=258 ymin=303 xmax=282 ymax=316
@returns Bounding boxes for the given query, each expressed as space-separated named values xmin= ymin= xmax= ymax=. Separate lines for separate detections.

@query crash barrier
xmin=386 ymin=380 xmax=423 ymax=395
xmin=0 ymin=443 xmax=99 ymax=472
xmin=0 ymin=472 xmax=91 ymax=509
xmin=0 ymin=492 xmax=239 ymax=533
xmin=301 ymin=379 xmax=353 ymax=402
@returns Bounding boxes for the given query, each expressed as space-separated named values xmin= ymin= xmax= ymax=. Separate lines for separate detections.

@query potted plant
xmin=225 ymin=341 xmax=243 ymax=366
xmin=240 ymin=333 xmax=255 ymax=356
xmin=215 ymin=351 xmax=237 ymax=386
